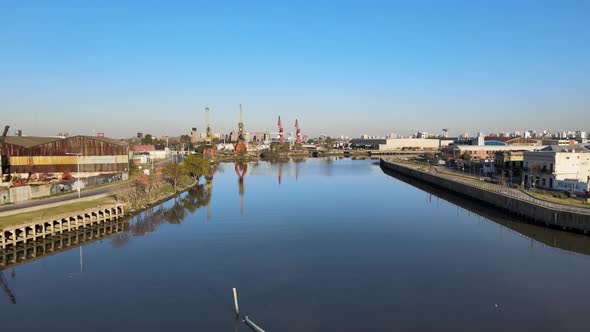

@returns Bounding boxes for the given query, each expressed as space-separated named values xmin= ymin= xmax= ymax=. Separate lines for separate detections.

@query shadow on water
xmin=127 ymin=183 xmax=211 ymax=237
xmin=381 ymin=166 xmax=590 ymax=257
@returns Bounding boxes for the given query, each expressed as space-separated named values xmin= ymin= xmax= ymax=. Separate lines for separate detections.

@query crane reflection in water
xmin=206 ymin=164 xmax=218 ymax=220
xmin=235 ymin=162 xmax=248 ymax=216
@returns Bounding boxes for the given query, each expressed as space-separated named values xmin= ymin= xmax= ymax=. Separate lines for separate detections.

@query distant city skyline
xmin=1 ymin=1 xmax=589 ymax=137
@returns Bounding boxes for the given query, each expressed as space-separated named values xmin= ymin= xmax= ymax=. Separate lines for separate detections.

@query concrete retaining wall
xmin=380 ymin=159 xmax=590 ymax=233
xmin=30 ymin=184 xmax=51 ymax=199
xmin=0 ymin=187 xmax=9 ymax=205
xmin=9 ymin=186 xmax=31 ymax=203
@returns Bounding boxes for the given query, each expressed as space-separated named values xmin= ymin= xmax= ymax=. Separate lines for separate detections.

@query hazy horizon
xmin=1 ymin=1 xmax=589 ymax=138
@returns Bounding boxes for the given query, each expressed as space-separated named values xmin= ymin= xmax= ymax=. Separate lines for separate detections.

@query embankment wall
xmin=380 ymin=159 xmax=590 ymax=233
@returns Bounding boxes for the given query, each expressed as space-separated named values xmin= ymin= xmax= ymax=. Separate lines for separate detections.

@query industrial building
xmin=350 ymin=138 xmax=453 ymax=150
xmin=445 ymin=145 xmax=543 ymax=160
xmin=1 ymin=135 xmax=130 ymax=182
xmin=130 ymin=144 xmax=170 ymax=163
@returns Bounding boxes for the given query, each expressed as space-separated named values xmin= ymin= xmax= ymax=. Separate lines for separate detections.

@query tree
xmin=142 ymin=134 xmax=154 ymax=145
xmin=179 ymin=135 xmax=192 ymax=150
xmin=270 ymin=142 xmax=290 ymax=153
xmin=461 ymin=152 xmax=472 ymax=162
xmin=183 ymin=154 xmax=210 ymax=180
xmin=162 ymin=162 xmax=185 ymax=192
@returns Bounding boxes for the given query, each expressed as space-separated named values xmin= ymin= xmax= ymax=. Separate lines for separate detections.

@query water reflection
xmin=0 ymin=182 xmax=212 ymax=278
xmin=381 ymin=165 xmax=590 ymax=257
xmin=206 ymin=164 xmax=218 ymax=220
xmin=0 ymin=270 xmax=16 ymax=304
xmin=235 ymin=163 xmax=248 ymax=216
xmin=128 ymin=184 xmax=211 ymax=237
xmin=278 ymin=161 xmax=283 ymax=186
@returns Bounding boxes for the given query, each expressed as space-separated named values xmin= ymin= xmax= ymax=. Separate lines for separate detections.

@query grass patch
xmin=524 ymin=191 xmax=590 ymax=209
xmin=0 ymin=197 xmax=116 ymax=227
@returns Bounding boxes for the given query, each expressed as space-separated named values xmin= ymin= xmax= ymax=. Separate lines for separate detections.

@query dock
xmin=0 ymin=203 xmax=124 ymax=250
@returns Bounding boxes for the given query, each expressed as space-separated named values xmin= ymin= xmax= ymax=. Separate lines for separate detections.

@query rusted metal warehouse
xmin=1 ymin=135 xmax=130 ymax=181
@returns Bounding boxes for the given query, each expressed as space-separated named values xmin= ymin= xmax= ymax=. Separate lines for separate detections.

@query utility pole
xmin=66 ymin=152 xmax=82 ymax=199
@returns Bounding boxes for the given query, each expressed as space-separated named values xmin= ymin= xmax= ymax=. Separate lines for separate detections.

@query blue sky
xmin=1 ymin=0 xmax=589 ymax=138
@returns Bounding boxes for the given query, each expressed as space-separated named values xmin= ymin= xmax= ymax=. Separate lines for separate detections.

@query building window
xmin=542 ymin=178 xmax=546 ymax=186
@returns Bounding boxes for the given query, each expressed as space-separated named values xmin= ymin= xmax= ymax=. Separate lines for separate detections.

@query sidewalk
xmin=0 ymin=181 xmax=127 ymax=214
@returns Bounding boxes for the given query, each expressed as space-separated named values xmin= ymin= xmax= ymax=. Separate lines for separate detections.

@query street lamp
xmin=66 ymin=152 xmax=82 ymax=199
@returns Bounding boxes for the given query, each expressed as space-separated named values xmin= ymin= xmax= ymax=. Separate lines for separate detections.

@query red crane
xmin=278 ymin=116 xmax=284 ymax=143
xmin=295 ymin=119 xmax=301 ymax=145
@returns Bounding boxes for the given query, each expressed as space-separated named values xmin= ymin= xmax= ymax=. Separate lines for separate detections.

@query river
xmin=2 ymin=159 xmax=590 ymax=331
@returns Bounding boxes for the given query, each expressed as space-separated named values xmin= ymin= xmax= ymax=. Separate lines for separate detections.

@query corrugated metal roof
xmin=4 ymin=135 xmax=129 ymax=148
xmin=4 ymin=136 xmax=63 ymax=147
xmin=77 ymin=136 xmax=130 ymax=146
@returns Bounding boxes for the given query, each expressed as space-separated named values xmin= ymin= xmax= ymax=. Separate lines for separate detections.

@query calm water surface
xmin=2 ymin=159 xmax=590 ymax=331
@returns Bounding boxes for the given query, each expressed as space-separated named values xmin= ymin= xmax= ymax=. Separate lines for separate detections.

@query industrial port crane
xmin=295 ymin=119 xmax=302 ymax=145
xmin=234 ymin=104 xmax=248 ymax=154
xmin=278 ymin=116 xmax=284 ymax=143
xmin=203 ymin=107 xmax=216 ymax=159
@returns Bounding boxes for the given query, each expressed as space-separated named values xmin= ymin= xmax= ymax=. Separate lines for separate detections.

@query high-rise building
xmin=191 ymin=127 xmax=199 ymax=144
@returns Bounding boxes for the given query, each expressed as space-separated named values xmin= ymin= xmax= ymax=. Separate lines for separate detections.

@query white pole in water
xmin=244 ymin=316 xmax=266 ymax=332
xmin=233 ymin=288 xmax=239 ymax=315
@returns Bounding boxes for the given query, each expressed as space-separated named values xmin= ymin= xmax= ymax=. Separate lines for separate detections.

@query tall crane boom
xmin=203 ymin=107 xmax=216 ymax=159
xmin=238 ymin=104 xmax=244 ymax=138
xmin=205 ymin=107 xmax=212 ymax=145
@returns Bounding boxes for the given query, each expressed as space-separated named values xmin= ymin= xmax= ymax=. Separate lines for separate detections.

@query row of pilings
xmin=0 ymin=203 xmax=125 ymax=251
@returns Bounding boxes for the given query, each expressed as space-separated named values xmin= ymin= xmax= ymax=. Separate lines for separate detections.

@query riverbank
xmin=0 ymin=172 xmax=197 ymax=230
xmin=380 ymin=158 xmax=590 ymax=234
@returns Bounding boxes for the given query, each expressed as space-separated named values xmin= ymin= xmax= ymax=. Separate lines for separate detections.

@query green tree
xmin=461 ymin=152 xmax=472 ymax=162
xmin=180 ymin=135 xmax=191 ymax=142
xmin=162 ymin=162 xmax=186 ymax=192
xmin=180 ymin=134 xmax=192 ymax=147
xmin=183 ymin=154 xmax=210 ymax=180
xmin=142 ymin=134 xmax=154 ymax=145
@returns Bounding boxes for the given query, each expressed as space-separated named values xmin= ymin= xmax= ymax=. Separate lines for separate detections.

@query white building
xmin=350 ymin=138 xmax=453 ymax=150
xmin=416 ymin=131 xmax=428 ymax=139
xmin=522 ymin=145 xmax=590 ymax=192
